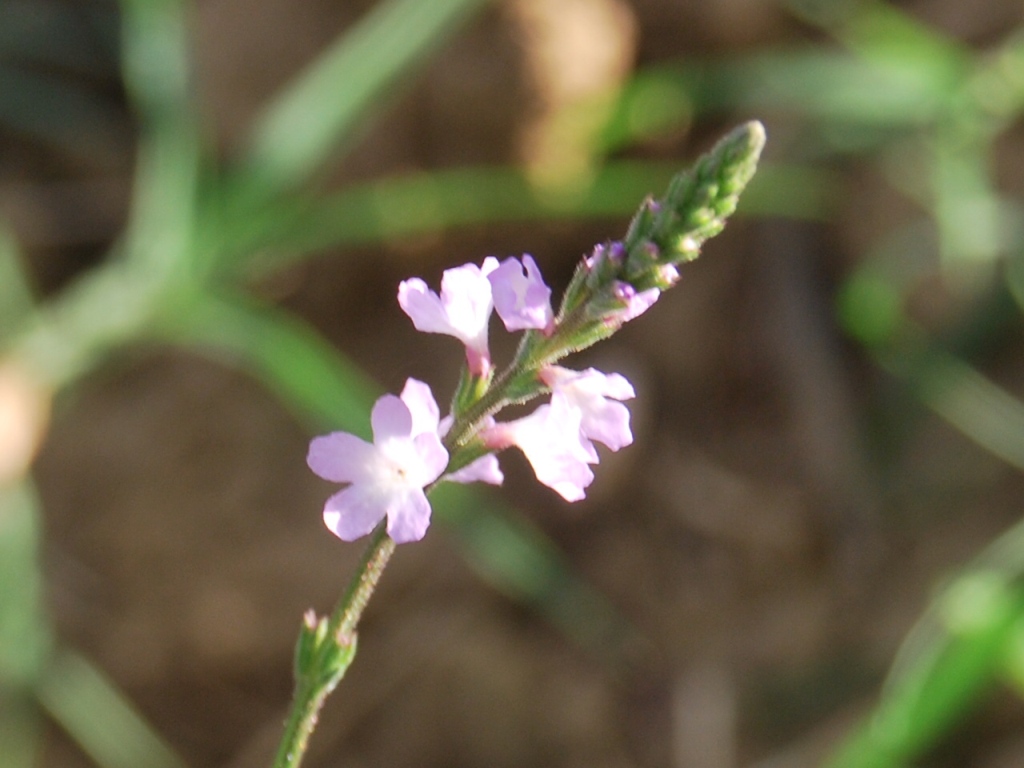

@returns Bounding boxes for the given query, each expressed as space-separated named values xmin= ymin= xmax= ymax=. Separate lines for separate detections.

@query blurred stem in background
xmin=825 ymin=519 xmax=1024 ymax=768
xmin=0 ymin=0 xmax=653 ymax=764
xmin=5 ymin=0 xmax=1024 ymax=765
xmin=0 ymin=481 xmax=50 ymax=768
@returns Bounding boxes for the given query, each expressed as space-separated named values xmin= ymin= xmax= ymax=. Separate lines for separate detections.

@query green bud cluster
xmin=548 ymin=120 xmax=766 ymax=361
xmin=294 ymin=609 xmax=358 ymax=695
xmin=443 ymin=121 xmax=765 ymax=450
xmin=623 ymin=120 xmax=766 ymax=282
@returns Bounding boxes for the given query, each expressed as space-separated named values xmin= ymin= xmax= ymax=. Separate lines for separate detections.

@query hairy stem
xmin=272 ymin=524 xmax=396 ymax=768
xmin=271 ymin=120 xmax=766 ymax=768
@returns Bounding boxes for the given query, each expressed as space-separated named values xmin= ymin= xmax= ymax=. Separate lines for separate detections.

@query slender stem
xmin=270 ymin=678 xmax=326 ymax=768
xmin=271 ymin=122 xmax=767 ymax=768
xmin=272 ymin=523 xmax=396 ymax=768
xmin=443 ymin=333 xmax=548 ymax=450
xmin=443 ymin=371 xmax=514 ymax=448
xmin=332 ymin=524 xmax=397 ymax=641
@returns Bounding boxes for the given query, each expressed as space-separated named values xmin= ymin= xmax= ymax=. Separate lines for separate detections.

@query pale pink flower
xmin=541 ymin=366 xmax=635 ymax=454
xmin=398 ymin=258 xmax=499 ymax=376
xmin=445 ymin=454 xmax=504 ymax=485
xmin=437 ymin=414 xmax=504 ymax=486
xmin=488 ymin=255 xmax=554 ymax=332
xmin=481 ymin=396 xmax=595 ymax=501
xmin=307 ymin=379 xmax=448 ymax=543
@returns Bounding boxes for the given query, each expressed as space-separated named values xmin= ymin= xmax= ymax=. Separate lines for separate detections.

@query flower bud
xmin=585 ymin=241 xmax=626 ymax=291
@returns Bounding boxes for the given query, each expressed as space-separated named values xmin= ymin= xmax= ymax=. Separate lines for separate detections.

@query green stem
xmin=272 ymin=524 xmax=396 ymax=768
xmin=443 ymin=368 xmax=516 ymax=449
xmin=332 ymin=525 xmax=397 ymax=641
xmin=443 ymin=330 xmax=556 ymax=451
xmin=270 ymin=678 xmax=328 ymax=768
xmin=269 ymin=121 xmax=767 ymax=768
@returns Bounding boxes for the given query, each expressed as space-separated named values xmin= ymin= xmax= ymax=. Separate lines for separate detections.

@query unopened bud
xmin=584 ymin=240 xmax=626 ymax=291
xmin=654 ymin=264 xmax=680 ymax=289
xmin=606 ymin=282 xmax=660 ymax=327
xmin=676 ymin=235 xmax=700 ymax=262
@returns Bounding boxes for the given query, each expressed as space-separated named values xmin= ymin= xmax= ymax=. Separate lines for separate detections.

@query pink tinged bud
xmin=541 ymin=366 xmax=635 ymax=452
xmin=585 ymin=241 xmax=624 ymax=271
xmin=482 ymin=397 xmax=595 ymax=502
xmin=600 ymin=243 xmax=622 ymax=267
xmin=307 ymin=379 xmax=449 ymax=544
xmin=612 ymin=281 xmax=660 ymax=323
xmin=656 ymin=264 xmax=680 ymax=288
xmin=398 ymin=258 xmax=499 ymax=376
xmin=488 ymin=254 xmax=554 ymax=332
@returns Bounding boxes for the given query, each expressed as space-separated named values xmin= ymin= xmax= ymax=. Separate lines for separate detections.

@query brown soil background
xmin=9 ymin=0 xmax=1024 ymax=766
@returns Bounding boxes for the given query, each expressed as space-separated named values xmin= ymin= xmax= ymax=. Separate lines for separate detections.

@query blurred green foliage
xmin=5 ymin=0 xmax=1024 ymax=765
xmin=658 ymin=3 xmax=1024 ymax=765
xmin=0 ymin=0 xmax=639 ymax=763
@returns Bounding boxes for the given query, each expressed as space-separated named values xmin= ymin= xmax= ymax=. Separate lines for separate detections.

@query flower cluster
xmin=308 ymin=252 xmax=645 ymax=543
xmin=307 ymin=122 xmax=767 ymax=544
xmin=396 ymin=255 xmax=554 ymax=376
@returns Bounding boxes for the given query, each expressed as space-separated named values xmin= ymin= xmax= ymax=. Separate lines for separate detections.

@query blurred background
xmin=5 ymin=0 xmax=1024 ymax=766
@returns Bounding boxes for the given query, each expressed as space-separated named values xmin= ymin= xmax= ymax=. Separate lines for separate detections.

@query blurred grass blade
xmin=35 ymin=649 xmax=187 ymax=768
xmin=0 ymin=695 xmax=40 ymax=768
xmin=117 ymin=0 xmax=201 ymax=277
xmin=219 ymin=162 xmax=833 ymax=276
xmin=978 ymin=31 xmax=1024 ymax=122
xmin=596 ymin=70 xmax=694 ymax=155
xmin=849 ymin=283 xmax=1024 ymax=471
xmin=839 ymin=2 xmax=969 ymax=78
xmin=12 ymin=259 xmax=155 ymax=390
xmin=931 ymin=137 xmax=1003 ymax=266
xmin=159 ymin=292 xmax=377 ymax=433
xmin=430 ymin=482 xmax=634 ymax=658
xmin=826 ymin=579 xmax=1023 ymax=768
xmin=826 ymin=522 xmax=1024 ymax=768
xmin=165 ymin=293 xmax=634 ymax=657
xmin=636 ymin=52 xmax=950 ymax=133
xmin=912 ymin=349 xmax=1024 ymax=471
xmin=0 ymin=482 xmax=50 ymax=684
xmin=234 ymin=0 xmax=493 ymax=199
xmin=0 ymin=227 xmax=36 ymax=341
xmin=0 ymin=481 xmax=50 ymax=768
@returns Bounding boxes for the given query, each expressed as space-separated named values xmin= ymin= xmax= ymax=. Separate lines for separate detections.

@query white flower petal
xmin=371 ymin=394 xmax=413 ymax=443
xmin=307 ymin=432 xmax=377 ymax=483
xmin=385 ymin=488 xmax=432 ymax=543
xmin=398 ymin=278 xmax=453 ymax=335
xmin=489 ymin=254 xmax=553 ymax=331
xmin=446 ymin=454 xmax=504 ymax=485
xmin=323 ymin=485 xmax=387 ymax=541
xmin=401 ymin=378 xmax=440 ymax=435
